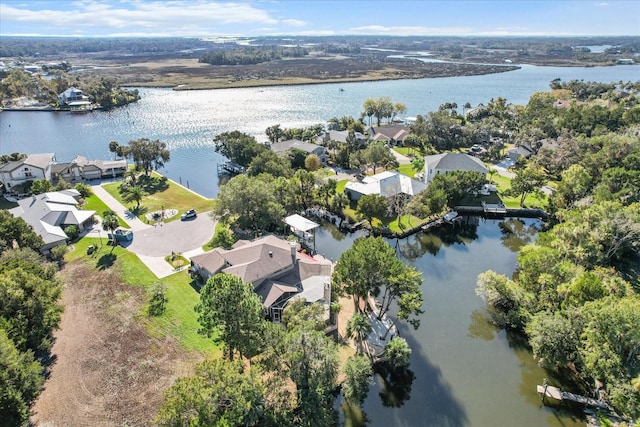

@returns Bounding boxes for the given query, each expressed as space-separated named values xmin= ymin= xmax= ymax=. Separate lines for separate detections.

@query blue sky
xmin=1 ymin=0 xmax=639 ymax=37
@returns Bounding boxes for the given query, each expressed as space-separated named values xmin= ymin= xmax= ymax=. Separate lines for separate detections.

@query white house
xmin=58 ymin=87 xmax=88 ymax=106
xmin=0 ymin=153 xmax=56 ymax=194
xmin=8 ymin=190 xmax=95 ymax=253
xmin=345 ymin=170 xmax=427 ymax=201
xmin=423 ymin=153 xmax=487 ymax=184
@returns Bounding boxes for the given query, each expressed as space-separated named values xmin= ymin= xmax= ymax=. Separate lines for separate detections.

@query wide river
xmin=1 ymin=63 xmax=638 ymax=426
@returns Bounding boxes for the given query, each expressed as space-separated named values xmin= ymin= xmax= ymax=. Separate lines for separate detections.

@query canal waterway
xmin=1 ymin=64 xmax=638 ymax=426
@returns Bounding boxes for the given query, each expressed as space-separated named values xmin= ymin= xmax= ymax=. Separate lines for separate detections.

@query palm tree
xmin=346 ymin=312 xmax=373 ymax=355
xmin=102 ymin=214 xmax=119 ymax=252
xmin=487 ymin=168 xmax=498 ymax=184
xmin=123 ymin=185 xmax=145 ymax=209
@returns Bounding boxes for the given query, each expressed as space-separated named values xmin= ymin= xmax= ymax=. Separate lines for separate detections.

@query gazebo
xmin=284 ymin=214 xmax=319 ymax=254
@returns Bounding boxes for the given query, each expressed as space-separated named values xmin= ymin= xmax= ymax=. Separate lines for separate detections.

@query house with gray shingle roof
xmin=424 ymin=153 xmax=487 ymax=184
xmin=8 ymin=189 xmax=95 ymax=253
xmin=0 ymin=153 xmax=56 ymax=194
xmin=190 ymin=235 xmax=333 ymax=323
xmin=52 ymin=155 xmax=128 ymax=183
xmin=270 ymin=139 xmax=329 ymax=164
xmin=367 ymin=125 xmax=411 ymax=146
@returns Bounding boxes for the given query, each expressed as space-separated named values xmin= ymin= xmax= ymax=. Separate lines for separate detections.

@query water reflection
xmin=374 ymin=363 xmax=416 ymax=408
xmin=361 ymin=324 xmax=469 ymax=427
xmin=467 ymin=309 xmax=499 ymax=341
xmin=499 ymin=218 xmax=539 ymax=252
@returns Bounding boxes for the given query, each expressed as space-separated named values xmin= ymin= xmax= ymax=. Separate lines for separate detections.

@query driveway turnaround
xmin=89 ymin=182 xmax=215 ymax=278
xmin=126 ymin=214 xmax=214 ymax=257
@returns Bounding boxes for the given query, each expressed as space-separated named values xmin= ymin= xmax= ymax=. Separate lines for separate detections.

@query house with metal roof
xmin=345 ymin=170 xmax=427 ymax=201
xmin=52 ymin=155 xmax=128 ymax=183
xmin=190 ymin=235 xmax=333 ymax=323
xmin=0 ymin=153 xmax=56 ymax=195
xmin=8 ymin=189 xmax=95 ymax=253
xmin=423 ymin=153 xmax=487 ymax=184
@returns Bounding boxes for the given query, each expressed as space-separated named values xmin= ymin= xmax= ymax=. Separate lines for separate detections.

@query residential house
xmin=367 ymin=125 xmax=411 ymax=146
xmin=8 ymin=189 xmax=95 ymax=253
xmin=190 ymin=235 xmax=333 ymax=323
xmin=318 ymin=130 xmax=367 ymax=148
xmin=345 ymin=170 xmax=427 ymax=201
xmin=52 ymin=155 xmax=128 ymax=183
xmin=270 ymin=139 xmax=329 ymax=164
xmin=58 ymin=87 xmax=88 ymax=106
xmin=423 ymin=153 xmax=487 ymax=184
xmin=0 ymin=153 xmax=56 ymax=195
xmin=507 ymin=144 xmax=535 ymax=161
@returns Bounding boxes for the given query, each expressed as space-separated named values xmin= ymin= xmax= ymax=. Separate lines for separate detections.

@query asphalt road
xmin=125 ymin=212 xmax=215 ymax=257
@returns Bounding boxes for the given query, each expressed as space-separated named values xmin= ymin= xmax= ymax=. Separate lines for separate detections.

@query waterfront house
xmin=345 ymin=170 xmax=426 ymax=201
xmin=8 ymin=189 xmax=95 ymax=254
xmin=423 ymin=153 xmax=487 ymax=184
xmin=52 ymin=156 xmax=128 ymax=183
xmin=367 ymin=125 xmax=411 ymax=147
xmin=318 ymin=130 xmax=367 ymax=148
xmin=0 ymin=153 xmax=56 ymax=195
xmin=58 ymin=87 xmax=88 ymax=106
xmin=270 ymin=139 xmax=329 ymax=164
xmin=190 ymin=235 xmax=333 ymax=323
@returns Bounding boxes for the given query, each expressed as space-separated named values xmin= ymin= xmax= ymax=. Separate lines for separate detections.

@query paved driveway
xmin=126 ymin=213 xmax=215 ymax=257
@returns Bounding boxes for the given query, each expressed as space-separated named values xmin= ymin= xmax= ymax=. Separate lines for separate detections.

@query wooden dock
xmin=537 ymin=383 xmax=611 ymax=410
xmin=217 ymin=161 xmax=246 ymax=175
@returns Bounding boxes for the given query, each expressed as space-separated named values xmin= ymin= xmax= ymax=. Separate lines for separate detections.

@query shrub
xmin=63 ymin=225 xmax=79 ymax=241
xmin=147 ymin=283 xmax=167 ymax=317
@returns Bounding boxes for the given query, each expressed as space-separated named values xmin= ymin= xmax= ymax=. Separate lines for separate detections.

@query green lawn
xmin=396 ymin=163 xmax=418 ymax=178
xmin=67 ymin=237 xmax=219 ymax=355
xmin=82 ymin=193 xmax=128 ymax=227
xmin=489 ymin=174 xmax=548 ymax=209
xmin=103 ymin=172 xmax=215 ymax=223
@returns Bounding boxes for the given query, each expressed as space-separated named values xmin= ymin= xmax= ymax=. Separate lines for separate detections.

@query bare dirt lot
xmin=30 ymin=263 xmax=202 ymax=427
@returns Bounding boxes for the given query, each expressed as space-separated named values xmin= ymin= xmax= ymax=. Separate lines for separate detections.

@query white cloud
xmin=595 ymin=2 xmax=609 ymax=6
xmin=0 ymin=1 xmax=279 ymax=35
xmin=281 ymin=19 xmax=306 ymax=27
xmin=348 ymin=25 xmax=473 ymax=36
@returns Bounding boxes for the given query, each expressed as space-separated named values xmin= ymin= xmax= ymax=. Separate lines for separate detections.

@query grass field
xmin=82 ymin=193 xmax=129 ymax=227
xmin=103 ymin=172 xmax=215 ymax=222
xmin=68 ymin=237 xmax=219 ymax=354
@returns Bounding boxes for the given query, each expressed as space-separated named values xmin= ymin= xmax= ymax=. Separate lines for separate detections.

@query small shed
xmin=284 ymin=214 xmax=319 ymax=253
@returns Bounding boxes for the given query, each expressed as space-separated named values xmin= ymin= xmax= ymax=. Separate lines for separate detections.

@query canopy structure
xmin=284 ymin=214 xmax=319 ymax=253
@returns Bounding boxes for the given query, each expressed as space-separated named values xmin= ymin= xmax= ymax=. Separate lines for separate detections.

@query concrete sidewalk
xmin=90 ymin=184 xmax=149 ymax=231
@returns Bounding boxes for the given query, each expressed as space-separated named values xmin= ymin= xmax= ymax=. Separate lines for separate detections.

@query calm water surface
xmin=318 ymin=218 xmax=581 ymax=427
xmin=2 ymin=64 xmax=638 ymax=426
xmin=1 ymin=64 xmax=638 ymax=198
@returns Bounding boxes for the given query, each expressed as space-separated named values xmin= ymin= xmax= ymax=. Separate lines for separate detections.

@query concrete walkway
xmin=87 ymin=182 xmax=215 ymax=278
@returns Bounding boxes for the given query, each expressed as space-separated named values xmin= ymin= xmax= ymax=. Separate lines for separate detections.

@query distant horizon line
xmin=1 ymin=34 xmax=639 ymax=39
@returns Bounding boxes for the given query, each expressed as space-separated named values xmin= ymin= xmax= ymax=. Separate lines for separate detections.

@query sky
xmin=0 ymin=0 xmax=639 ymax=38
